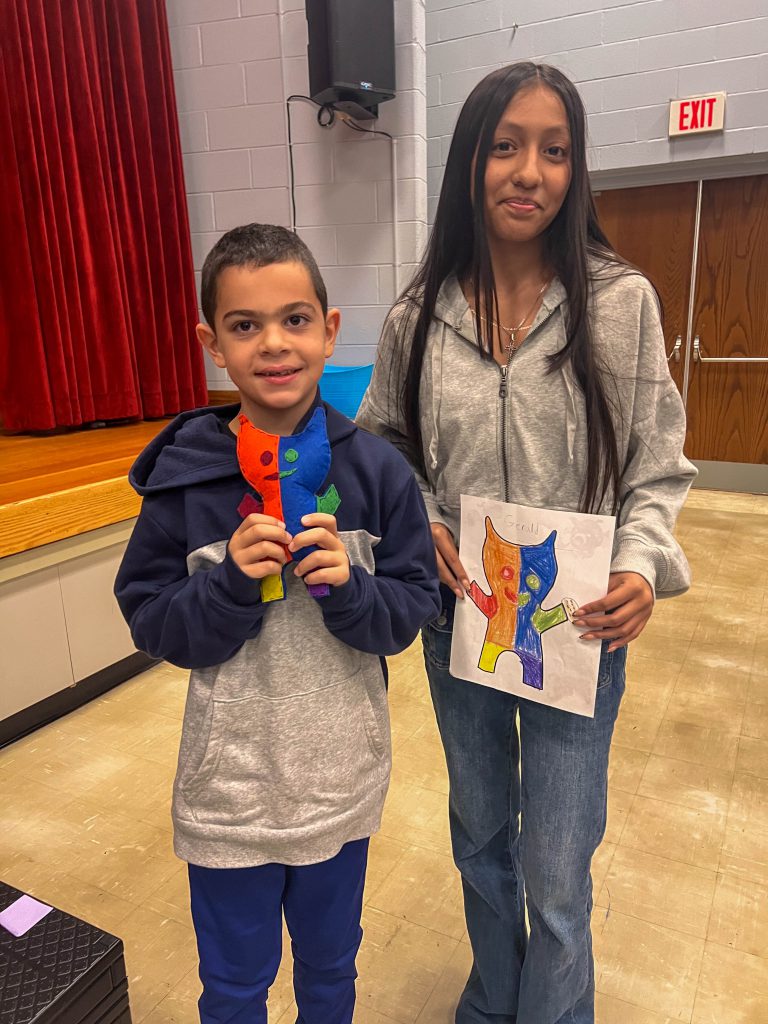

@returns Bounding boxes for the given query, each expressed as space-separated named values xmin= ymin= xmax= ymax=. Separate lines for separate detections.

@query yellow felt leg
xmin=478 ymin=641 xmax=505 ymax=673
xmin=260 ymin=574 xmax=285 ymax=603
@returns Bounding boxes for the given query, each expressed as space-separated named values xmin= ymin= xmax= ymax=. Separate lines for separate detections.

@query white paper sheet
xmin=450 ymin=495 xmax=616 ymax=718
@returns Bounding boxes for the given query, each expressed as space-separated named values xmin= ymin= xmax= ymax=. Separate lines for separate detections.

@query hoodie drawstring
xmin=427 ymin=321 xmax=447 ymax=481
xmin=559 ymin=315 xmax=578 ymax=463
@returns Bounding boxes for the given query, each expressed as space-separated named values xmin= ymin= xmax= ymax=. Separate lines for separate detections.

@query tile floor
xmin=1 ymin=488 xmax=767 ymax=1023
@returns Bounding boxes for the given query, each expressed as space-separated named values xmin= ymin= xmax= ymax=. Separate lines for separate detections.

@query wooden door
xmin=594 ymin=181 xmax=698 ymax=395
xmin=684 ymin=174 xmax=768 ymax=464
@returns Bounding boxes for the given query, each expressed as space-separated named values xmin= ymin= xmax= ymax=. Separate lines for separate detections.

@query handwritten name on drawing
xmin=501 ymin=517 xmax=542 ymax=538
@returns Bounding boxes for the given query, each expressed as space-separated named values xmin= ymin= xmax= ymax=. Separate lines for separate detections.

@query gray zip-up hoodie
xmin=357 ymin=268 xmax=696 ymax=597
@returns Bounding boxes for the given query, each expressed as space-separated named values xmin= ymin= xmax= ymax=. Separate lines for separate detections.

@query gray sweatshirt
xmin=357 ymin=269 xmax=696 ymax=597
xmin=115 ymin=402 xmax=440 ymax=869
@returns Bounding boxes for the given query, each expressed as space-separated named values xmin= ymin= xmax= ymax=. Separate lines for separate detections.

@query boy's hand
xmin=229 ymin=514 xmax=292 ymax=580
xmin=289 ymin=513 xmax=350 ymax=588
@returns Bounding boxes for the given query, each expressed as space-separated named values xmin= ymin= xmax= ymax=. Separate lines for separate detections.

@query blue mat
xmin=320 ymin=364 xmax=374 ymax=419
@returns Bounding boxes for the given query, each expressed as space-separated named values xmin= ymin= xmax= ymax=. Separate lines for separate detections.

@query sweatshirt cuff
xmin=320 ymin=565 xmax=368 ymax=619
xmin=217 ymin=548 xmax=266 ymax=605
xmin=420 ymin=490 xmax=449 ymax=530
xmin=610 ymin=540 xmax=661 ymax=598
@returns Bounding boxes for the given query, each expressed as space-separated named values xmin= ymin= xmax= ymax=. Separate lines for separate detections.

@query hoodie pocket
xmin=180 ymin=666 xmax=389 ymax=829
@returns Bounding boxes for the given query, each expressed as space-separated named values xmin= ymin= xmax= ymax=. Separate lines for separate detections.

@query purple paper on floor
xmin=0 ymin=894 xmax=53 ymax=937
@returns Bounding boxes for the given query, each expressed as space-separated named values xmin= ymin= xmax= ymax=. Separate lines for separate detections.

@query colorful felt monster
xmin=468 ymin=517 xmax=577 ymax=689
xmin=236 ymin=406 xmax=340 ymax=603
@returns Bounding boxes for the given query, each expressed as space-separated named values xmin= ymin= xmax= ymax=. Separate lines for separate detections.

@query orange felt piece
xmin=236 ymin=415 xmax=285 ymax=526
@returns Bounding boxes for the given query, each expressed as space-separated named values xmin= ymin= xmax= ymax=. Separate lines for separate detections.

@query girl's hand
xmin=229 ymin=514 xmax=292 ymax=579
xmin=572 ymin=572 xmax=654 ymax=652
xmin=432 ymin=522 xmax=469 ymax=600
xmin=289 ymin=513 xmax=350 ymax=588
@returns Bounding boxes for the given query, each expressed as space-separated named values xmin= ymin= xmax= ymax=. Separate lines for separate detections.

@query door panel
xmin=593 ymin=181 xmax=698 ymax=394
xmin=685 ymin=174 xmax=768 ymax=464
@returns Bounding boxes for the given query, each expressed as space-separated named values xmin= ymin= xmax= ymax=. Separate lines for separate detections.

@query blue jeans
xmin=422 ymin=598 xmax=626 ymax=1024
xmin=188 ymin=838 xmax=369 ymax=1024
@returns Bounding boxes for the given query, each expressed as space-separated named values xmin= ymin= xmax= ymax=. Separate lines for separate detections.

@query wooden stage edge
xmin=0 ymin=392 xmax=238 ymax=559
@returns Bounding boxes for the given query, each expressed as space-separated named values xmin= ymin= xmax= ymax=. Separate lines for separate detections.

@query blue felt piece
xmin=278 ymin=409 xmax=338 ymax=601
xmin=279 ymin=408 xmax=332 ymax=544
xmin=319 ymin=365 xmax=373 ymax=419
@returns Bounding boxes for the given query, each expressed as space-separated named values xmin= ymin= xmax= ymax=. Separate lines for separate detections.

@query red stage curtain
xmin=0 ymin=0 xmax=207 ymax=432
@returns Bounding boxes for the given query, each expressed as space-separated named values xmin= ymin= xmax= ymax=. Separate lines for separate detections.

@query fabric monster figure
xmin=468 ymin=517 xmax=576 ymax=689
xmin=236 ymin=406 xmax=340 ymax=603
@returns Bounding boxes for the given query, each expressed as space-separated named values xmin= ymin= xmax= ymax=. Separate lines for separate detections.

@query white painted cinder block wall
xmin=166 ymin=0 xmax=427 ymax=390
xmin=167 ymin=0 xmax=766 ymax=389
xmin=427 ymin=0 xmax=768 ymax=220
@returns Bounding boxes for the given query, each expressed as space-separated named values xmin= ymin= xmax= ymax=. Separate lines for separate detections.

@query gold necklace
xmin=472 ymin=279 xmax=550 ymax=355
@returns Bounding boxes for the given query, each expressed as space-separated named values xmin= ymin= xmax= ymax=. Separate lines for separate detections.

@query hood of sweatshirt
xmin=432 ymin=272 xmax=568 ymax=344
xmin=130 ymin=395 xmax=356 ymax=495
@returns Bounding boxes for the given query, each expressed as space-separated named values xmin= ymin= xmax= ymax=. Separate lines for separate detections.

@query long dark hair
xmin=397 ymin=62 xmax=625 ymax=514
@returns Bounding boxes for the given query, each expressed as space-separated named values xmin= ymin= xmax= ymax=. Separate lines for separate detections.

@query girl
xmin=357 ymin=63 xmax=696 ymax=1024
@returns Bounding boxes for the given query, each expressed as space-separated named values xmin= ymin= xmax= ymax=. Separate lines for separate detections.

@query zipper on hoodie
xmin=496 ymin=302 xmax=558 ymax=505
xmin=498 ymin=354 xmax=514 ymax=502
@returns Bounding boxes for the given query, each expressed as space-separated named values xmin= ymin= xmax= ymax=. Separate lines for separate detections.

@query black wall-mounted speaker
xmin=306 ymin=0 xmax=396 ymax=120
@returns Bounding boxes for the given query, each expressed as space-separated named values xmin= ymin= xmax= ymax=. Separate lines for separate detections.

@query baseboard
xmin=207 ymin=390 xmax=239 ymax=407
xmin=0 ymin=651 xmax=158 ymax=749
xmin=692 ymin=461 xmax=768 ymax=494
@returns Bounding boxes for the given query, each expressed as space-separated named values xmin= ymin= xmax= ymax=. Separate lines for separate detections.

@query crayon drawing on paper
xmin=450 ymin=495 xmax=616 ymax=718
xmin=469 ymin=517 xmax=577 ymax=691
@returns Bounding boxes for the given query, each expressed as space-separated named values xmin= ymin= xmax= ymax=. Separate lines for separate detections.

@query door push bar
xmin=667 ymin=336 xmax=681 ymax=362
xmin=693 ymin=336 xmax=768 ymax=364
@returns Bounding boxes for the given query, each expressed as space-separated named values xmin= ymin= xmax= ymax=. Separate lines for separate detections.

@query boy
xmin=114 ymin=223 xmax=440 ymax=1023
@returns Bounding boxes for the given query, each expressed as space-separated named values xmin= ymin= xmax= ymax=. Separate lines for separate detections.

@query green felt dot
xmin=284 ymin=448 xmax=299 ymax=463
xmin=526 ymin=574 xmax=540 ymax=591
xmin=518 ymin=592 xmax=530 ymax=607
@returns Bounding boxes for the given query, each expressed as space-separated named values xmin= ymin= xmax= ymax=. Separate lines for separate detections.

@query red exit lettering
xmin=678 ymin=96 xmax=717 ymax=131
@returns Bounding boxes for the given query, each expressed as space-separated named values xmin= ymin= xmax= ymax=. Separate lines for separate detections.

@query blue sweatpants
xmin=187 ymin=838 xmax=369 ymax=1024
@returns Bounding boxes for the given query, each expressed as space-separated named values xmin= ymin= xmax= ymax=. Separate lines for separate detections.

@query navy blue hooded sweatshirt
xmin=115 ymin=399 xmax=440 ymax=868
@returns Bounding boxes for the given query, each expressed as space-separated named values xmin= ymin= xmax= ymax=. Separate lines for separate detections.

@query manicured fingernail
xmin=573 ymin=618 xmax=585 ymax=627
xmin=580 ymin=633 xmax=593 ymax=640
xmin=455 ymin=588 xmax=464 ymax=600
xmin=575 ymin=608 xmax=586 ymax=617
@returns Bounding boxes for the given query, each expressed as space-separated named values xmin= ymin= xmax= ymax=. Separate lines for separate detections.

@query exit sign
xmin=669 ymin=92 xmax=726 ymax=136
